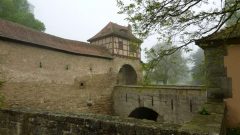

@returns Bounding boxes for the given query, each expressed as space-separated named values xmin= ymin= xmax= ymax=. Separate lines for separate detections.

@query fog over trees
xmin=118 ymin=0 xmax=240 ymax=85
xmin=117 ymin=0 xmax=240 ymax=52
xmin=190 ymin=48 xmax=205 ymax=85
xmin=144 ymin=39 xmax=189 ymax=85
xmin=0 ymin=0 xmax=45 ymax=31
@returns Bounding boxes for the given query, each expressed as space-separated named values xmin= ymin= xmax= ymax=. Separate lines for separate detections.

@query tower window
xmin=118 ymin=41 xmax=123 ymax=50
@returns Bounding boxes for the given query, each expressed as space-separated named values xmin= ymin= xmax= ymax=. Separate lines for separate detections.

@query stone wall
xmin=203 ymin=44 xmax=240 ymax=127
xmin=203 ymin=46 xmax=232 ymax=102
xmin=113 ymin=85 xmax=206 ymax=124
xmin=0 ymin=106 xmax=225 ymax=135
xmin=0 ymin=39 xmax=142 ymax=114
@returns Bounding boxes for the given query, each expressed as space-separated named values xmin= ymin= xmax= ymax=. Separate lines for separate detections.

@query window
xmin=118 ymin=41 xmax=123 ymax=50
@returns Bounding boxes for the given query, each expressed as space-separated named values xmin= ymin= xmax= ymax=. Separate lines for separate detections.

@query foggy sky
xmin=27 ymin=0 xmax=158 ymax=61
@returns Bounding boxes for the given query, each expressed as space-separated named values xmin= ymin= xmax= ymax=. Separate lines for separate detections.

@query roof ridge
xmin=109 ymin=22 xmax=114 ymax=33
xmin=0 ymin=19 xmax=92 ymax=45
xmin=0 ymin=19 xmax=112 ymax=59
xmin=87 ymin=22 xmax=142 ymax=43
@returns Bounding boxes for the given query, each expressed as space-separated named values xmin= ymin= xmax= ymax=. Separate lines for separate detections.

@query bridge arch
xmin=117 ymin=64 xmax=137 ymax=85
xmin=128 ymin=107 xmax=159 ymax=121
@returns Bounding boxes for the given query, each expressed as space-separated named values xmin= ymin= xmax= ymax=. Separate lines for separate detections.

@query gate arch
xmin=128 ymin=107 xmax=159 ymax=121
xmin=117 ymin=64 xmax=137 ymax=85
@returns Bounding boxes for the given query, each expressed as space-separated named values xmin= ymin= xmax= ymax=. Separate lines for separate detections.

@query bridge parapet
xmin=113 ymin=85 xmax=207 ymax=124
xmin=0 ymin=106 xmax=225 ymax=135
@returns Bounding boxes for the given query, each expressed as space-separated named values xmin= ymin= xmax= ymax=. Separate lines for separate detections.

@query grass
xmin=228 ymin=128 xmax=240 ymax=135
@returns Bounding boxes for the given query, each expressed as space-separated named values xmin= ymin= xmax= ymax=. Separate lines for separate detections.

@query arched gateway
xmin=117 ymin=64 xmax=137 ymax=85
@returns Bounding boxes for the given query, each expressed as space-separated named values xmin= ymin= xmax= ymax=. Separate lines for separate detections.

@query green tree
xmin=117 ymin=0 xmax=240 ymax=53
xmin=191 ymin=48 xmax=205 ymax=85
xmin=145 ymin=40 xmax=189 ymax=85
xmin=0 ymin=0 xmax=45 ymax=31
xmin=226 ymin=0 xmax=240 ymax=26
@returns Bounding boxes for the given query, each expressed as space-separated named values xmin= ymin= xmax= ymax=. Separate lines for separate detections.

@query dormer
xmin=87 ymin=22 xmax=142 ymax=59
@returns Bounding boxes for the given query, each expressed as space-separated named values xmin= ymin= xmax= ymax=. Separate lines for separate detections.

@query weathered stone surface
xmin=203 ymin=46 xmax=231 ymax=101
xmin=113 ymin=85 xmax=207 ymax=124
xmin=0 ymin=107 xmax=225 ymax=135
xmin=0 ymin=39 xmax=142 ymax=115
xmin=180 ymin=102 xmax=226 ymax=135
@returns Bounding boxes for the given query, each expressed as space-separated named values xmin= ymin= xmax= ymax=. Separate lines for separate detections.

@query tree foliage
xmin=0 ymin=0 xmax=45 ymax=31
xmin=144 ymin=40 xmax=189 ymax=85
xmin=191 ymin=48 xmax=205 ymax=85
xmin=226 ymin=0 xmax=240 ymax=26
xmin=117 ymin=0 xmax=240 ymax=53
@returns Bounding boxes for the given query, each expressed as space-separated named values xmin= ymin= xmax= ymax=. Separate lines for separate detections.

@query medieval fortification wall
xmin=0 ymin=39 xmax=141 ymax=114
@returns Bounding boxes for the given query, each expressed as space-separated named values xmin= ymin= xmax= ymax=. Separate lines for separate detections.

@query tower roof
xmin=87 ymin=22 xmax=142 ymax=43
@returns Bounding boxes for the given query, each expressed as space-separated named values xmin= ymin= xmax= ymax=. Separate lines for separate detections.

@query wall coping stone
xmin=115 ymin=85 xmax=205 ymax=91
xmin=0 ymin=105 xmax=225 ymax=135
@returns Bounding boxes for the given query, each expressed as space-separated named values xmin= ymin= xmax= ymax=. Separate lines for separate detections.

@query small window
xmin=118 ymin=41 xmax=123 ymax=50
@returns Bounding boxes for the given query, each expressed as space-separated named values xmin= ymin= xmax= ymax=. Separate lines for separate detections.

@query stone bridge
xmin=113 ymin=85 xmax=207 ymax=124
xmin=0 ymin=85 xmax=226 ymax=135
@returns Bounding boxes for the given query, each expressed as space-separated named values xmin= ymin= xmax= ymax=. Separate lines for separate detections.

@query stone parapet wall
xmin=113 ymin=85 xmax=207 ymax=124
xmin=0 ymin=106 xmax=224 ymax=135
xmin=0 ymin=108 xmax=180 ymax=135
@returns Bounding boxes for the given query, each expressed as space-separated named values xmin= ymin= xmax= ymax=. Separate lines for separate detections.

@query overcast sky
xmin=27 ymin=0 xmax=158 ymax=61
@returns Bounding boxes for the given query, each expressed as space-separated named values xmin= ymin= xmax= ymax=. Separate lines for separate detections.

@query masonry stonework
xmin=0 ymin=107 xmax=225 ymax=135
xmin=0 ymin=34 xmax=141 ymax=115
xmin=195 ymin=24 xmax=240 ymax=127
xmin=203 ymin=46 xmax=232 ymax=101
xmin=0 ymin=19 xmax=229 ymax=134
xmin=113 ymin=85 xmax=206 ymax=124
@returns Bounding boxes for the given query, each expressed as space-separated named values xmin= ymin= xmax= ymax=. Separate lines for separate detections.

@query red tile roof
xmin=0 ymin=19 xmax=112 ymax=59
xmin=87 ymin=22 xmax=142 ymax=43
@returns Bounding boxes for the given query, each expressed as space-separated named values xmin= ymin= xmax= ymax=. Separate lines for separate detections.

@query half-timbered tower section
xmin=88 ymin=22 xmax=142 ymax=59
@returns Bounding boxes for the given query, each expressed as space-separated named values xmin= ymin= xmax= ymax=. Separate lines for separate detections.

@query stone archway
xmin=128 ymin=107 xmax=159 ymax=121
xmin=117 ymin=64 xmax=137 ymax=85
